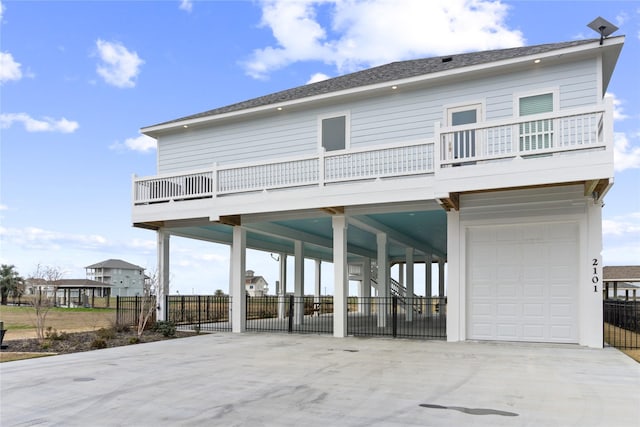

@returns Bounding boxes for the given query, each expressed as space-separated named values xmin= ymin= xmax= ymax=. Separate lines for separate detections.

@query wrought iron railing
xmin=603 ymin=300 xmax=640 ymax=349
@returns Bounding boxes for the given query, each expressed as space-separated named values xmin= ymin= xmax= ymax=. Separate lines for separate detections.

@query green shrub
xmin=128 ymin=337 xmax=140 ymax=344
xmin=152 ymin=321 xmax=176 ymax=337
xmin=90 ymin=338 xmax=107 ymax=349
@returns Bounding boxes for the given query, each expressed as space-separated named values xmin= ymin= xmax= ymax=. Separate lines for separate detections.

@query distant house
xmin=245 ymin=270 xmax=269 ymax=297
xmin=604 ymin=266 xmax=640 ymax=300
xmin=85 ymin=259 xmax=145 ymax=297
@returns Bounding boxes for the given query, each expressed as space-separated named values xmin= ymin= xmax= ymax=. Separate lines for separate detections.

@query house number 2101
xmin=592 ymin=259 xmax=599 ymax=293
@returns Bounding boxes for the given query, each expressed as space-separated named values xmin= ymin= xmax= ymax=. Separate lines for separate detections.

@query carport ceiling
xmin=166 ymin=203 xmax=447 ymax=262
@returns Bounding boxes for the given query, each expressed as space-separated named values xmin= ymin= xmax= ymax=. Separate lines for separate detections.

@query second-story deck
xmin=132 ymin=101 xmax=613 ymax=222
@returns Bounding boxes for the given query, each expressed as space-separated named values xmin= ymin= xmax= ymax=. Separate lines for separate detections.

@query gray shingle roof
xmin=85 ymin=259 xmax=144 ymax=271
xmin=604 ymin=266 xmax=640 ymax=282
xmin=152 ymin=38 xmax=601 ymax=127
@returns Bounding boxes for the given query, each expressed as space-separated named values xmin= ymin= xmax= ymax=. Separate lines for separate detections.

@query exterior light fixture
xmin=391 ymin=85 xmax=398 ymax=90
xmin=534 ymin=59 xmax=541 ymax=64
xmin=277 ymin=107 xmax=283 ymax=111
xmin=183 ymin=125 xmax=189 ymax=128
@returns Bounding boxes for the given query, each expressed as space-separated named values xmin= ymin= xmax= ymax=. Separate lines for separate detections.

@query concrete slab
xmin=1 ymin=333 xmax=639 ymax=426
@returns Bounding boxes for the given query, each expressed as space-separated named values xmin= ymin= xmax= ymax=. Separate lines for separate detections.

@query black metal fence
xmin=116 ymin=296 xmax=157 ymax=326
xmin=166 ymin=295 xmax=232 ymax=332
xmin=603 ymin=300 xmax=640 ymax=349
xmin=246 ymin=295 xmax=334 ymax=334
xmin=347 ymin=296 xmax=446 ymax=339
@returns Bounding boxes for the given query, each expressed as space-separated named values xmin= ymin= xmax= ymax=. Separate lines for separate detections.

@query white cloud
xmin=603 ymin=212 xmax=640 ymax=237
xmin=110 ymin=134 xmax=156 ymax=152
xmin=0 ymin=51 xmax=23 ymax=83
xmin=244 ymin=0 xmax=524 ymax=79
xmin=307 ymin=72 xmax=330 ymax=84
xmin=0 ymin=226 xmax=110 ymax=251
xmin=0 ymin=204 xmax=7 ymax=211
xmin=95 ymin=39 xmax=144 ymax=88
xmin=0 ymin=113 xmax=79 ymax=133
xmin=179 ymin=0 xmax=193 ymax=12
xmin=605 ymin=92 xmax=628 ymax=121
xmin=613 ymin=132 xmax=640 ymax=172
xmin=0 ymin=0 xmax=4 ymax=21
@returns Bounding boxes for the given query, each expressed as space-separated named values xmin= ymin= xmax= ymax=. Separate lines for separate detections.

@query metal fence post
xmin=392 ymin=296 xmax=398 ymax=338
xmin=288 ymin=295 xmax=294 ymax=333
xmin=116 ymin=296 xmax=120 ymax=324
xmin=198 ymin=295 xmax=202 ymax=329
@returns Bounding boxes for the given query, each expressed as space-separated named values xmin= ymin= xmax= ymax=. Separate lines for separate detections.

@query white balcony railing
xmin=133 ymin=104 xmax=610 ymax=205
xmin=438 ymin=105 xmax=606 ymax=166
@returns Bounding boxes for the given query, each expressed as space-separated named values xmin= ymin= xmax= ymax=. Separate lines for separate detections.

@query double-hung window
xmin=320 ymin=113 xmax=349 ymax=152
xmin=518 ymin=92 xmax=555 ymax=151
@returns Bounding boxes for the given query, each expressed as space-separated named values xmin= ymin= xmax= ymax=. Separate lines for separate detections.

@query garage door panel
xmin=467 ymin=223 xmax=578 ymax=343
xmin=522 ymin=324 xmax=545 ymax=341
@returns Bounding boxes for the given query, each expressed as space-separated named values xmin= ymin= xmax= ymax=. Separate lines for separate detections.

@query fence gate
xmin=246 ymin=295 xmax=334 ymax=335
xmin=347 ymin=296 xmax=446 ymax=340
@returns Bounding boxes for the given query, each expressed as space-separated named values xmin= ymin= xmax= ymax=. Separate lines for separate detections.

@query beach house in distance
xmin=132 ymin=31 xmax=624 ymax=348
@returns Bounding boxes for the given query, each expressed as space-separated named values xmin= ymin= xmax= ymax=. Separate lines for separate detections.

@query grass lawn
xmin=0 ymin=305 xmax=116 ymax=340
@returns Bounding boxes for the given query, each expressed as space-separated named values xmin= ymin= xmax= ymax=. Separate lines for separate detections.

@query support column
xmin=157 ymin=229 xmax=170 ymax=321
xmin=231 ymin=226 xmax=247 ymax=333
xmin=583 ymin=199 xmax=604 ymax=348
xmin=277 ymin=253 xmax=287 ymax=319
xmin=406 ymin=248 xmax=414 ymax=322
xmin=377 ymin=233 xmax=389 ymax=327
xmin=425 ymin=254 xmax=433 ymax=298
xmin=446 ymin=210 xmax=461 ymax=342
xmin=294 ymin=240 xmax=304 ymax=325
xmin=333 ymin=215 xmax=348 ymax=338
xmin=314 ymin=259 xmax=321 ymax=305
xmin=362 ymin=258 xmax=371 ymax=315
xmin=438 ymin=260 xmax=446 ymax=297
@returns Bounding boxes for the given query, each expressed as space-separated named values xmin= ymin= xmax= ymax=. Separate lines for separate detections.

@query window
xmin=518 ymin=92 xmax=555 ymax=151
xmin=320 ymin=114 xmax=348 ymax=151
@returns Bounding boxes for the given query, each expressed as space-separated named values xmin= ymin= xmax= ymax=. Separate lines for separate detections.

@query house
xmin=132 ymin=33 xmax=624 ymax=348
xmin=603 ymin=266 xmax=640 ymax=300
xmin=245 ymin=270 xmax=269 ymax=297
xmin=85 ymin=259 xmax=146 ymax=297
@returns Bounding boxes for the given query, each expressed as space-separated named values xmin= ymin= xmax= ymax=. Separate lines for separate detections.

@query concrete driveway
xmin=1 ymin=333 xmax=639 ymax=426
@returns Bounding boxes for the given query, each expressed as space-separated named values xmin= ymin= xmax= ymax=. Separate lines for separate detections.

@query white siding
xmin=157 ymin=59 xmax=597 ymax=174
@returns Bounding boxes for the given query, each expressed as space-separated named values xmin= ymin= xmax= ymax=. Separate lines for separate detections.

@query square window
xmin=322 ymin=116 xmax=346 ymax=151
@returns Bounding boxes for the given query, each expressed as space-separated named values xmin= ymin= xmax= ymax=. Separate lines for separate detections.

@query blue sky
xmin=1 ymin=0 xmax=639 ymax=295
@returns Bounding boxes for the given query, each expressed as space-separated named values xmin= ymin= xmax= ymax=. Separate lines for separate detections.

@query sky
xmin=1 ymin=0 xmax=639 ymax=296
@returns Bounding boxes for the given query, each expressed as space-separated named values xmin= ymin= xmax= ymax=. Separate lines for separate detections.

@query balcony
xmin=133 ymin=103 xmax=612 ymax=209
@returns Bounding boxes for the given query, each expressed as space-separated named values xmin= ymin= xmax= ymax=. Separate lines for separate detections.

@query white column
xmin=425 ymin=254 xmax=433 ymax=297
xmin=583 ymin=199 xmax=604 ymax=348
xmin=333 ymin=215 xmax=348 ymax=337
xmin=228 ymin=245 xmax=234 ymax=320
xmin=294 ymin=240 xmax=304 ymax=325
xmin=398 ymin=264 xmax=404 ymax=287
xmin=277 ymin=253 xmax=287 ymax=319
xmin=362 ymin=258 xmax=371 ymax=316
xmin=156 ymin=229 xmax=170 ymax=321
xmin=231 ymin=226 xmax=247 ymax=333
xmin=446 ymin=210 xmax=461 ymax=342
xmin=439 ymin=260 xmax=446 ymax=297
xmin=406 ymin=248 xmax=414 ymax=322
xmin=377 ymin=233 xmax=389 ymax=327
xmin=314 ymin=259 xmax=321 ymax=304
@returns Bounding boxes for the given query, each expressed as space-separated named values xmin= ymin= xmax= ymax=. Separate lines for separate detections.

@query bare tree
xmin=137 ymin=270 xmax=158 ymax=338
xmin=29 ymin=264 xmax=64 ymax=343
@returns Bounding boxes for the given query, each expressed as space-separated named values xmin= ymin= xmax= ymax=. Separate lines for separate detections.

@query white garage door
xmin=467 ymin=222 xmax=578 ymax=343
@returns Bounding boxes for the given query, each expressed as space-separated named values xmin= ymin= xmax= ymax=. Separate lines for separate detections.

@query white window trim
xmin=514 ymin=87 xmax=560 ymax=116
xmin=443 ymin=101 xmax=486 ymax=126
xmin=317 ymin=111 xmax=351 ymax=152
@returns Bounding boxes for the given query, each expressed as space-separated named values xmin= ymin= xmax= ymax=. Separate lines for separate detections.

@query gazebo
xmin=603 ymin=266 xmax=640 ymax=301
xmin=52 ymin=279 xmax=113 ymax=308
